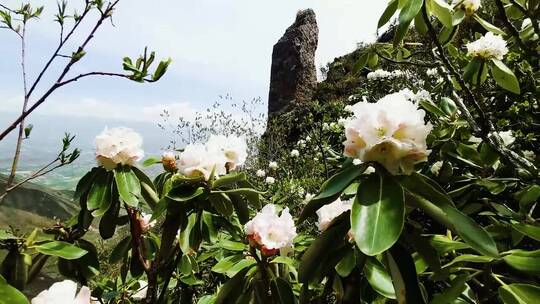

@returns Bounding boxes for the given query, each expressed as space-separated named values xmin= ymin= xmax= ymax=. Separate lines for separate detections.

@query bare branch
xmin=57 ymin=71 xmax=154 ymax=87
xmin=374 ymin=50 xmax=437 ymax=68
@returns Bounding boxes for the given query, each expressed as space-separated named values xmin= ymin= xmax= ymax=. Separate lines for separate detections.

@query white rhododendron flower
xmin=256 ymin=169 xmax=266 ymax=177
xmin=365 ymin=166 xmax=375 ymax=174
xmin=466 ymin=32 xmax=508 ymax=60
xmin=178 ymin=143 xmax=226 ymax=180
xmin=265 ymin=176 xmax=276 ymax=184
xmin=497 ymin=130 xmax=515 ymax=146
xmin=269 ymin=161 xmax=278 ymax=169
xmin=352 ymin=158 xmax=363 ymax=165
xmin=316 ymin=198 xmax=352 ymax=231
xmin=453 ymin=0 xmax=481 ymax=15
xmin=245 ymin=204 xmax=297 ymax=255
xmin=95 ymin=127 xmax=144 ymax=170
xmin=32 ymin=280 xmax=91 ymax=304
xmin=290 ymin=149 xmax=300 ymax=157
xmin=431 ymin=161 xmax=444 ymax=175
xmin=162 ymin=151 xmax=177 ymax=172
xmin=206 ymin=134 xmax=247 ymax=170
xmin=342 ymin=90 xmax=432 ymax=175
xmin=140 ymin=212 xmax=156 ymax=233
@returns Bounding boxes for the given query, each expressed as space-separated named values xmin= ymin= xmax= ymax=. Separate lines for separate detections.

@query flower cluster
xmin=95 ymin=127 xmax=144 ymax=170
xmin=316 ymin=198 xmax=352 ymax=231
xmin=178 ymin=134 xmax=247 ymax=180
xmin=245 ymin=204 xmax=297 ymax=256
xmin=342 ymin=90 xmax=432 ymax=175
xmin=32 ymin=280 xmax=91 ymax=304
xmin=367 ymin=69 xmax=408 ymax=81
xmin=453 ymin=0 xmax=481 ymax=15
xmin=466 ymin=32 xmax=508 ymax=60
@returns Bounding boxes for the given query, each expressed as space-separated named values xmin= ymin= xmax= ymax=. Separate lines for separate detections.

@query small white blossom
xmin=453 ymin=0 xmax=481 ymax=15
xmin=269 ymin=161 xmax=278 ymax=169
xmin=265 ymin=176 xmax=276 ymax=184
xmin=297 ymin=139 xmax=306 ymax=148
xmin=245 ymin=204 xmax=297 ymax=255
xmin=367 ymin=69 xmax=392 ymax=80
xmin=352 ymin=158 xmax=363 ymax=165
xmin=305 ymin=136 xmax=312 ymax=142
xmin=431 ymin=161 xmax=444 ymax=176
xmin=498 ymin=130 xmax=515 ymax=146
xmin=322 ymin=122 xmax=330 ymax=130
xmin=297 ymin=187 xmax=306 ymax=197
xmin=95 ymin=127 xmax=144 ymax=170
xmin=466 ymin=32 xmax=508 ymax=60
xmin=316 ymin=198 xmax=352 ymax=231
xmin=256 ymin=169 xmax=266 ymax=177
xmin=343 ymin=91 xmax=432 ymax=175
xmin=426 ymin=68 xmax=439 ymax=77
xmin=290 ymin=149 xmax=300 ymax=157
xmin=31 ymin=280 xmax=91 ymax=304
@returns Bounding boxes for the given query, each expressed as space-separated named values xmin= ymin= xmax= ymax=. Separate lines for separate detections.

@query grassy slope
xmin=0 ymin=174 xmax=78 ymax=228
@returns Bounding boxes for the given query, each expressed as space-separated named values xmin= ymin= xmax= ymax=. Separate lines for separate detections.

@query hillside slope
xmin=0 ymin=174 xmax=77 ymax=228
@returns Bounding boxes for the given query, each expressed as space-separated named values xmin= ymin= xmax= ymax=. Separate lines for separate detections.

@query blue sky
xmin=0 ymin=0 xmax=387 ymax=171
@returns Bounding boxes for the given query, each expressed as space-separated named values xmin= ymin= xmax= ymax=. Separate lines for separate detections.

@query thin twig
xmin=57 ymin=71 xmax=153 ymax=87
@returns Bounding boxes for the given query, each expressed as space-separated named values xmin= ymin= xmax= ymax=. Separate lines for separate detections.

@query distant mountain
xmin=0 ymin=174 xmax=77 ymax=228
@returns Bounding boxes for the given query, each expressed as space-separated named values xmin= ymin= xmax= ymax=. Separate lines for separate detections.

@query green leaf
xmin=463 ymin=57 xmax=482 ymax=83
xmin=153 ymin=58 xmax=172 ymax=81
xmin=114 ymin=166 xmax=141 ymax=207
xmin=220 ymin=240 xmax=247 ymax=251
xmin=440 ymin=97 xmax=457 ymax=116
xmin=212 ymin=172 xmax=247 ymax=189
xmin=503 ymin=249 xmax=540 ymax=275
xmin=215 ymin=266 xmax=252 ymax=304
xmin=490 ymin=59 xmax=520 ymax=94
xmin=400 ymin=173 xmax=499 ymax=258
xmin=430 ymin=275 xmax=468 ymax=304
xmin=167 ymin=186 xmax=205 ymax=202
xmin=142 ymin=156 xmax=161 ymax=167
xmin=74 ymin=167 xmax=101 ymax=200
xmin=420 ymin=100 xmax=447 ymax=117
xmin=211 ymin=254 xmax=244 ymax=274
xmin=99 ymin=195 xmax=120 ymax=239
xmin=387 ymin=244 xmax=425 ymax=304
xmin=0 ymin=275 xmax=29 ymax=304
xmin=499 ymin=283 xmax=540 ymax=304
xmin=367 ymin=53 xmax=379 ymax=69
xmin=33 ymin=241 xmax=87 ymax=260
xmin=443 ymin=254 xmax=494 ymax=268
xmin=351 ymin=174 xmax=404 ymax=256
xmin=512 ymin=223 xmax=540 ymax=241
xmin=131 ymin=166 xmax=159 ymax=210
xmin=378 ymin=0 xmax=398 ymax=28
xmin=271 ymin=278 xmax=295 ymax=304
xmin=473 ymin=14 xmax=505 ymax=35
xmin=414 ymin=12 xmax=428 ymax=34
xmin=352 ymin=53 xmax=369 ymax=74
xmin=208 ymin=193 xmax=234 ymax=217
xmin=109 ymin=236 xmax=132 ymax=264
xmin=429 ymin=235 xmax=470 ymax=254
xmin=335 ymin=249 xmax=356 ymax=277
xmin=299 ymin=214 xmax=349 ymax=283
xmin=394 ymin=0 xmax=423 ymax=46
xmin=87 ymin=170 xmax=112 ymax=216
xmin=23 ymin=124 xmax=33 ymax=138
xmin=364 ymin=257 xmax=395 ymax=299
xmin=299 ymin=162 xmax=366 ymax=222
xmin=430 ymin=0 xmax=453 ymax=28
xmin=515 ymin=185 xmax=540 ymax=211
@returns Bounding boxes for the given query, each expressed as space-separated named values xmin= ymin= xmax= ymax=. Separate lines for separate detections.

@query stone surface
xmin=267 ymin=9 xmax=319 ymax=117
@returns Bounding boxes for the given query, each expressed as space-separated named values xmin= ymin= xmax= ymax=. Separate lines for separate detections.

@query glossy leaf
xmin=378 ymin=0 xmax=398 ymax=28
xmin=490 ymin=59 xmax=520 ymax=94
xmin=499 ymin=284 xmax=540 ymax=304
xmin=271 ymin=278 xmax=295 ymax=304
xmin=430 ymin=275 xmax=468 ymax=304
xmin=394 ymin=0 xmax=423 ymax=46
xmin=114 ymin=166 xmax=141 ymax=207
xmin=351 ymin=174 xmax=404 ymax=256
xmin=430 ymin=0 xmax=453 ymax=28
xmin=364 ymin=257 xmax=395 ymax=299
xmin=33 ymin=241 xmax=87 ymax=260
xmin=474 ymin=14 xmax=505 ymax=35
xmin=503 ymin=249 xmax=540 ymax=275
xmin=215 ymin=266 xmax=252 ymax=304
xmin=109 ymin=236 xmax=132 ymax=264
xmin=512 ymin=223 xmax=540 ymax=241
xmin=387 ymin=243 xmax=425 ymax=304
xmin=299 ymin=162 xmax=366 ymax=222
xmin=0 ymin=274 xmax=29 ymax=304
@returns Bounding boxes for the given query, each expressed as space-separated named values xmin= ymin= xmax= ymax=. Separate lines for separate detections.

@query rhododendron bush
xmin=1 ymin=0 xmax=539 ymax=304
